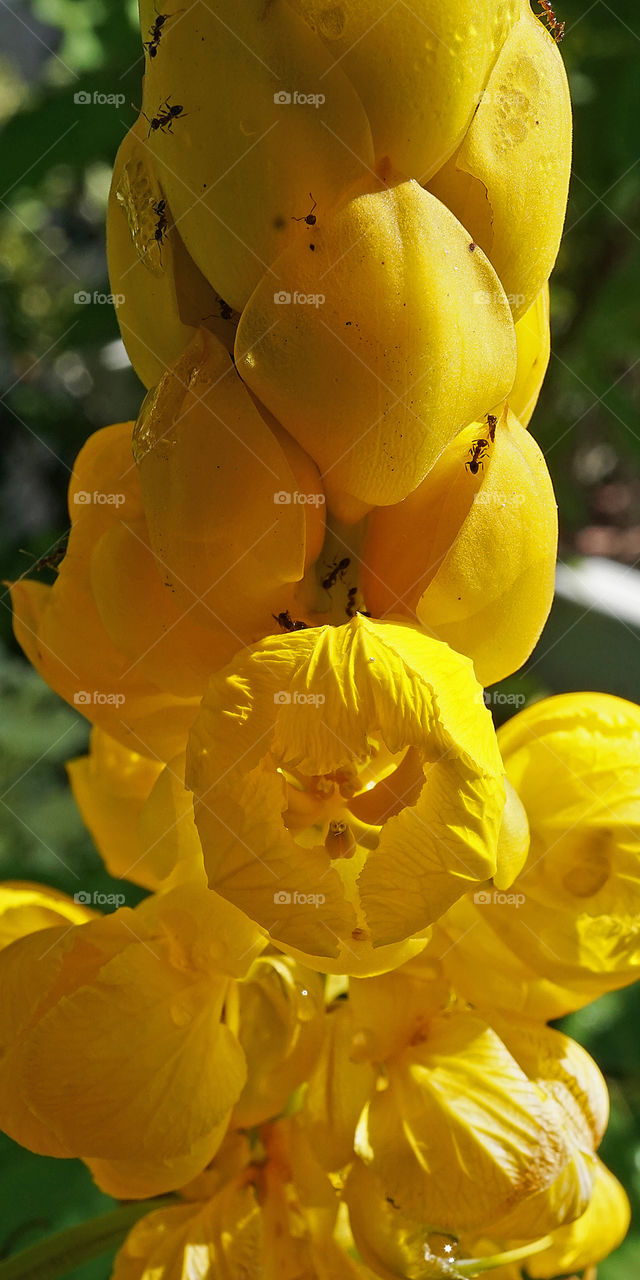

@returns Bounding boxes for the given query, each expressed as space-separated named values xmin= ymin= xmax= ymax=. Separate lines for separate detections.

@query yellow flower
xmin=186 ymin=616 xmax=506 ymax=974
xmin=134 ymin=329 xmax=325 ymax=635
xmin=236 ymin=173 xmax=516 ymax=519
xmin=428 ymin=5 xmax=572 ymax=321
xmin=0 ymin=885 xmax=263 ymax=1198
xmin=476 ymin=692 xmax=640 ymax=1000
xmin=360 ymin=408 xmax=557 ymax=686
xmin=10 ymin=421 xmax=200 ymax=762
xmin=67 ymin=729 xmax=204 ymax=892
xmin=0 ymin=882 xmax=94 ymax=950
xmin=107 ymin=118 xmax=238 ymax=389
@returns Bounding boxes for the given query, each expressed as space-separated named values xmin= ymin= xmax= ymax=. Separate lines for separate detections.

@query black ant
xmin=139 ymin=97 xmax=187 ymax=136
xmin=537 ymin=0 xmax=565 ymax=41
xmin=292 ymin=194 xmax=317 ymax=227
xmin=144 ymin=14 xmax=168 ymax=58
xmin=465 ymin=438 xmax=490 ymax=475
xmin=273 ymin=611 xmax=308 ymax=632
xmin=321 ymin=557 xmax=350 ymax=591
xmin=346 ymin=587 xmax=371 ymax=619
xmin=152 ymin=198 xmax=169 ymax=247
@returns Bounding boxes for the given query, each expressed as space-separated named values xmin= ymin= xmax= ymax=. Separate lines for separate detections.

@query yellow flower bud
xmin=236 ymin=174 xmax=516 ymax=517
xmin=360 ymin=409 xmax=557 ymax=686
xmin=509 ymin=286 xmax=551 ymax=427
xmin=428 ymin=6 xmax=571 ymax=320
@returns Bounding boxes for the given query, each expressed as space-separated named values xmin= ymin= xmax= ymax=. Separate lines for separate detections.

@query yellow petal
xmin=509 ymin=286 xmax=550 ymax=427
xmin=526 ymin=1158 xmax=630 ymax=1278
xmin=236 ymin=174 xmax=516 ymax=514
xmin=0 ymin=882 xmax=94 ymax=950
xmin=360 ymin=408 xmax=558 ymax=686
xmin=428 ymin=8 xmax=571 ymax=320
xmin=134 ymin=330 xmax=319 ymax=635
xmin=301 ymin=1001 xmax=377 ymax=1171
xmin=112 ymin=1180 xmax=262 ymax=1280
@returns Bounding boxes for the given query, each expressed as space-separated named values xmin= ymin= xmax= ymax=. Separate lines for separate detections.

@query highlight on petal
xmin=0 ymin=882 xmax=94 ymax=951
xmin=428 ymin=6 xmax=571 ymax=320
xmin=509 ymin=286 xmax=551 ymax=427
xmin=186 ymin=616 xmax=505 ymax=974
xmin=134 ymin=330 xmax=323 ymax=635
xmin=236 ymin=174 xmax=516 ymax=516
xmin=360 ymin=408 xmax=558 ymax=686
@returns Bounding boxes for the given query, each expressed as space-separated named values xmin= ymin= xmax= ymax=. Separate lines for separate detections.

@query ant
xmin=19 ymin=534 xmax=68 ymax=575
xmin=486 ymin=413 xmax=497 ymax=442
xmin=152 ymin=198 xmax=169 ymax=247
xmin=292 ymin=194 xmax=317 ymax=227
xmin=346 ymin=587 xmax=371 ymax=619
xmin=465 ymin=438 xmax=490 ymax=475
xmin=321 ymin=556 xmax=350 ymax=591
xmin=537 ymin=0 xmax=565 ymax=42
xmin=140 ymin=97 xmax=187 ymax=136
xmin=273 ymin=610 xmax=308 ymax=632
xmin=143 ymin=4 xmax=183 ymax=59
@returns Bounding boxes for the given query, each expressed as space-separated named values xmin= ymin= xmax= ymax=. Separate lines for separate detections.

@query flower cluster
xmin=3 ymin=2 xmax=638 ymax=1278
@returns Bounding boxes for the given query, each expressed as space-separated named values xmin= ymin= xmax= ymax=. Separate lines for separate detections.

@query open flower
xmin=186 ymin=616 xmax=505 ymax=974
xmin=0 ymin=885 xmax=264 ymax=1198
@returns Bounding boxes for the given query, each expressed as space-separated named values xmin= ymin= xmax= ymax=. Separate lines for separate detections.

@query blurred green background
xmin=0 ymin=1 xmax=639 ymax=1276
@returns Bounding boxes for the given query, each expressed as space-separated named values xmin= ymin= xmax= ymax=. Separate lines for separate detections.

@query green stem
xmin=0 ymin=1197 xmax=175 ymax=1280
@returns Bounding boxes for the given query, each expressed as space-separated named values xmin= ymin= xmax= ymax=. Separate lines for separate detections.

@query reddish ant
xmin=273 ymin=610 xmax=308 ymax=632
xmin=486 ymin=413 xmax=497 ymax=442
xmin=537 ymin=0 xmax=565 ymax=42
xmin=139 ymin=97 xmax=187 ymax=136
xmin=321 ymin=556 xmax=350 ymax=590
xmin=19 ymin=534 xmax=68 ymax=575
xmin=292 ymin=194 xmax=317 ymax=227
xmin=466 ymin=438 xmax=490 ymax=475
